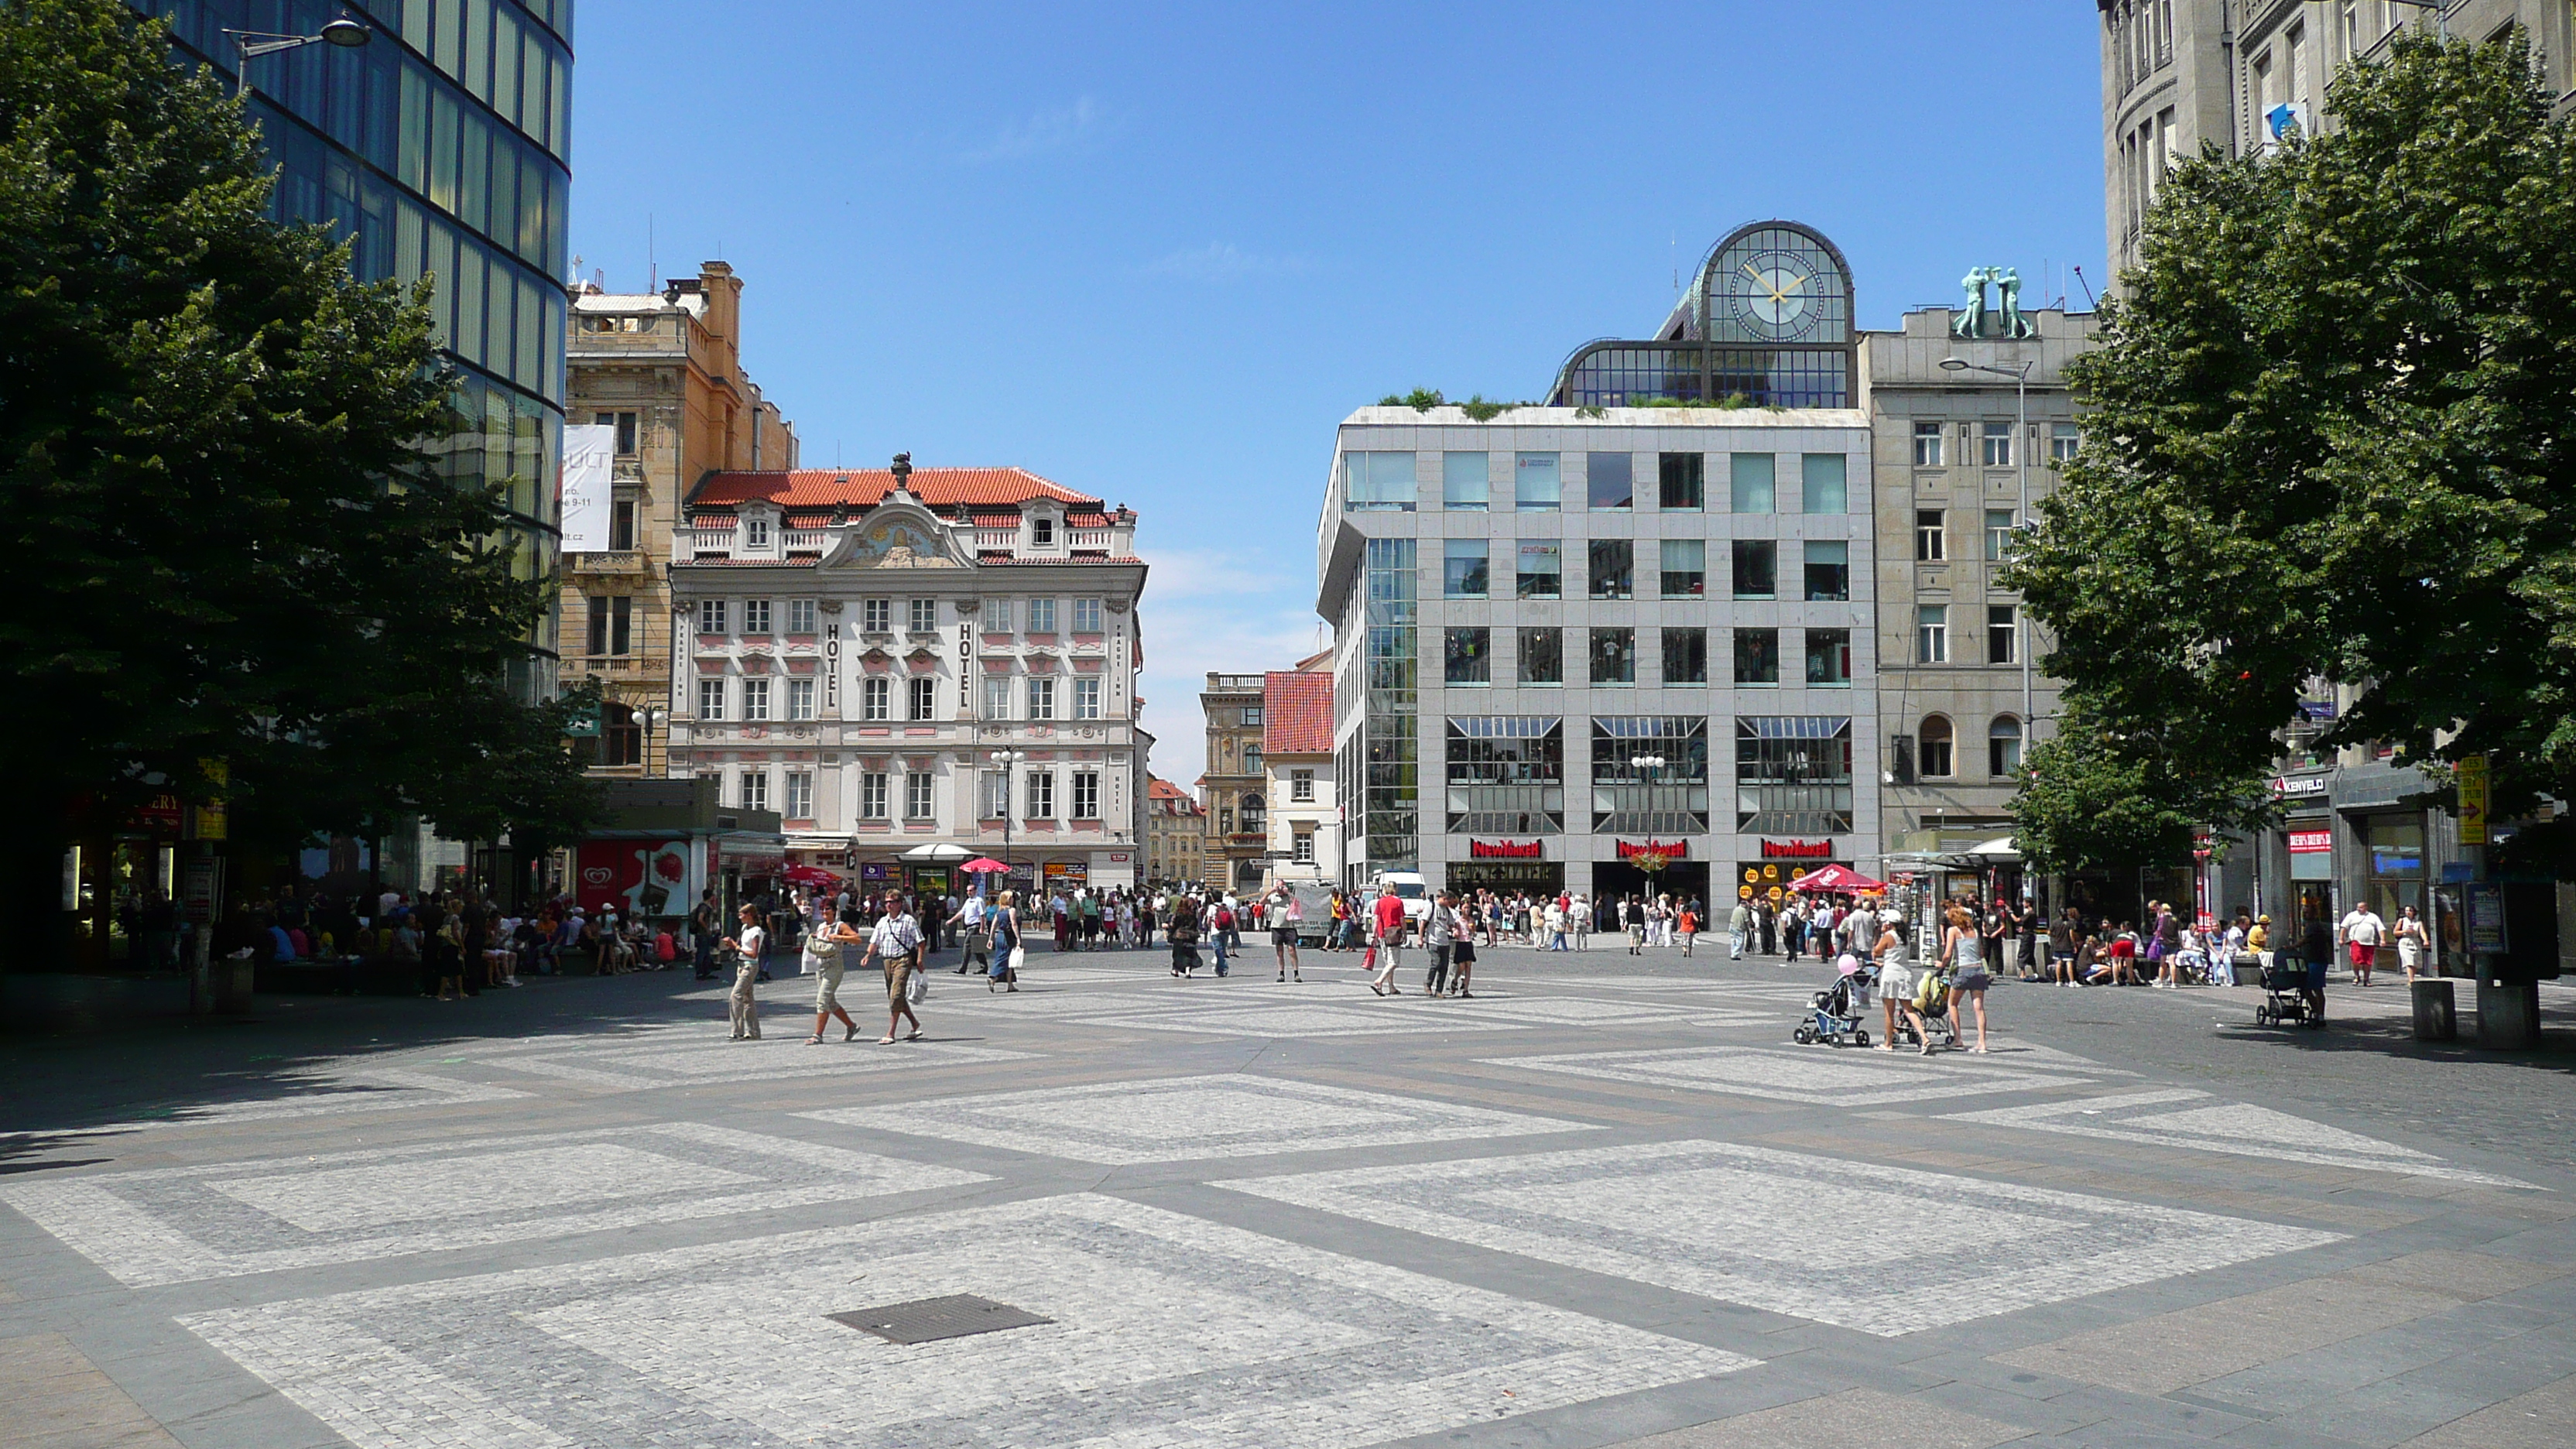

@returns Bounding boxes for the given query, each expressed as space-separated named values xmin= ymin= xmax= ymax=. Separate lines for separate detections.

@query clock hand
xmin=1739 ymin=262 xmax=1787 ymax=306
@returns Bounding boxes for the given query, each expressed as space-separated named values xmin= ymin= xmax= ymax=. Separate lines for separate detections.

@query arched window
xmin=1989 ymin=715 xmax=2023 ymax=777
xmin=1240 ymin=792 xmax=1267 ymax=832
xmin=1919 ymin=715 xmax=1954 ymax=777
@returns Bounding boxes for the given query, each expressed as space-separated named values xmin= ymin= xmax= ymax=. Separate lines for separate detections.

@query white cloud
xmin=961 ymin=97 xmax=1114 ymax=163
xmin=1142 ymin=242 xmax=1312 ymax=283
xmin=1130 ymin=548 xmax=1327 ymax=795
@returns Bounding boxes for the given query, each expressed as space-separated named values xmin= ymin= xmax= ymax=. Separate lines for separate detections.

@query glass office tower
xmin=135 ymin=1 xmax=575 ymax=697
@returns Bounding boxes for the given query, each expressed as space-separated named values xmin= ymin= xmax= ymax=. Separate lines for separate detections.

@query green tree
xmin=0 ymin=0 xmax=594 ymax=952
xmin=2006 ymin=28 xmax=2576 ymax=869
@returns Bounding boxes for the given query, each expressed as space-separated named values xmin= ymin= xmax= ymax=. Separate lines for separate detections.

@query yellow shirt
xmin=2247 ymin=923 xmax=2269 ymax=949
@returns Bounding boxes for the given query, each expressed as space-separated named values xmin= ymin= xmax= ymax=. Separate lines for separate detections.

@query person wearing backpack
xmin=1211 ymin=900 xmax=1235 ymax=976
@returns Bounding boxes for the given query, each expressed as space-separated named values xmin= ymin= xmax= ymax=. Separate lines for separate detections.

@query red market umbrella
xmin=1788 ymin=864 xmax=1886 ymax=895
xmin=781 ymin=865 xmax=843 ymax=887
xmin=960 ymin=858 xmax=1012 ymax=874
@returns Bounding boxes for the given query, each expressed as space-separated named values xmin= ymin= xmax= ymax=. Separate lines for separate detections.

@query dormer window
xmin=1031 ymin=516 xmax=1055 ymax=546
xmin=744 ymin=516 xmax=773 ymax=550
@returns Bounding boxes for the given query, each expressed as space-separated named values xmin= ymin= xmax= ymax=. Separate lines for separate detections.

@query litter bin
xmin=2410 ymin=978 xmax=2456 ymax=1041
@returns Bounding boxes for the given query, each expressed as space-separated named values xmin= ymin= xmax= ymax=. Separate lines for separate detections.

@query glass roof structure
xmin=1548 ymin=221 xmax=1858 ymax=410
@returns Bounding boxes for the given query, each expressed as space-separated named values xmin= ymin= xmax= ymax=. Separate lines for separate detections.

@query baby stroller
xmin=2254 ymin=953 xmax=2323 ymax=1028
xmin=1793 ymin=957 xmax=1872 ymax=1047
xmin=1891 ymin=963 xmax=1961 ymax=1052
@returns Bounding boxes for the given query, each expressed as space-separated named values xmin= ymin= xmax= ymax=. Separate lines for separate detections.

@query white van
xmin=1366 ymin=872 xmax=1434 ymax=934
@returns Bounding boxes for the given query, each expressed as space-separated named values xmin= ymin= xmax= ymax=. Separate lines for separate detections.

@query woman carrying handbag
xmin=987 ymin=890 xmax=1023 ymax=993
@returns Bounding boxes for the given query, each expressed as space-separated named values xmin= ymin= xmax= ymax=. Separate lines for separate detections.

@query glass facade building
xmin=135 ymin=0 xmax=575 ymax=694
xmin=1550 ymin=222 xmax=1858 ymax=410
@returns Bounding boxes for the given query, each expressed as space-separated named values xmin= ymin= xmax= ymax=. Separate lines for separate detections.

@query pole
xmin=2016 ymin=362 xmax=2033 ymax=745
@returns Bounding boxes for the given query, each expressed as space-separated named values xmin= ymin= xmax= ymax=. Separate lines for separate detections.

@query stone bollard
xmin=2475 ymin=978 xmax=2542 ymax=1050
xmin=2410 ymin=979 xmax=2456 ymax=1041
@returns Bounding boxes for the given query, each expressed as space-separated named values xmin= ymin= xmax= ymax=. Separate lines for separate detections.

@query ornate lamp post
xmin=1629 ymin=752 xmax=1667 ymax=903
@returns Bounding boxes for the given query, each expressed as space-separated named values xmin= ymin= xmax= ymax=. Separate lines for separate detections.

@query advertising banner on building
xmin=576 ymin=838 xmax=691 ymax=919
xmin=559 ymin=423 xmax=617 ymax=553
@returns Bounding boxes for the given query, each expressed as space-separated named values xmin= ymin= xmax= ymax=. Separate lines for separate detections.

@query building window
xmin=1920 ymin=715 xmax=1954 ymax=776
xmin=1801 ymin=454 xmax=1848 ymax=512
xmin=1514 ymin=540 xmax=1561 ymax=598
xmin=1990 ymin=715 xmax=2024 ymax=776
xmin=1588 ymin=540 xmax=1633 ymax=599
xmin=1244 ymin=745 xmax=1263 ymax=774
xmin=1663 ymin=627 xmax=1708 ymax=684
xmin=1734 ymin=715 xmax=1855 ymax=834
xmin=601 ymin=703 xmax=641 ymax=767
xmin=1660 ymin=539 xmax=1704 ymax=598
xmin=863 ymin=677 xmax=890 ymax=721
xmin=1071 ymin=772 xmax=1100 ymax=819
xmin=1587 ymin=452 xmax=1633 ymax=509
xmin=604 ymin=409 xmax=639 ymax=456
xmin=2050 ymin=422 xmax=2081 ymax=463
xmin=1518 ymin=627 xmax=1563 ymax=685
xmin=1917 ymin=509 xmax=1947 ymax=561
xmin=1591 ymin=715 xmax=1710 ymax=834
xmin=742 ymin=598 xmax=771 ymax=635
xmin=1588 ymin=628 xmax=1635 ymax=685
xmin=609 ymin=499 xmax=636 ymax=551
xmin=784 ymin=771 xmax=814 ymax=820
xmin=786 ymin=678 xmax=816 ymax=721
xmin=1982 ymin=421 xmax=2015 ymax=468
xmin=1803 ymin=540 xmax=1849 ymax=601
xmin=1805 ymin=629 xmax=1852 ymax=686
xmin=981 ymin=769 xmax=1010 ymax=819
xmin=697 ymin=677 xmax=725 ymax=720
xmin=1029 ymin=598 xmax=1057 ymax=633
xmin=1073 ymin=598 xmax=1103 ymax=632
xmin=587 ymin=594 xmax=632 ymax=656
xmin=1730 ymin=452 xmax=1776 ymax=512
xmin=1444 ymin=539 xmax=1488 ymax=598
xmin=740 ymin=770 xmax=769 ymax=811
xmin=862 ymin=598 xmax=891 ymax=632
xmin=908 ymin=598 xmax=937 ymax=633
xmin=1913 ymin=421 xmax=1944 ymax=467
xmin=1445 ymin=627 xmax=1492 ymax=684
xmin=1733 ymin=628 xmax=1780 ymax=686
xmin=1986 ymin=509 xmax=2019 ymax=562
xmin=742 ymin=678 xmax=770 ymax=721
xmin=1242 ymin=705 xmax=1264 ymax=727
xmin=1073 ymin=677 xmax=1102 ymax=718
xmin=1442 ymin=451 xmax=1489 ymax=509
xmin=1240 ymin=792 xmax=1266 ymax=831
xmin=907 ymin=771 xmax=935 ymax=820
xmin=1732 ymin=540 xmax=1776 ymax=599
xmin=1290 ymin=769 xmax=1315 ymax=802
xmin=909 ymin=676 xmax=937 ymax=720
xmin=1027 ymin=677 xmax=1056 ymax=720
xmin=1917 ymin=605 xmax=1949 ymax=663
xmin=1344 ymin=450 xmax=1416 ymax=511
xmin=861 ymin=771 xmax=889 ymax=819
xmin=786 ymin=598 xmax=817 ymax=634
xmin=1292 ymin=829 xmax=1315 ymax=863
xmin=697 ymin=599 xmax=728 ymax=635
xmin=1658 ymin=452 xmax=1704 ymax=510
xmin=986 ymin=598 xmax=1012 ymax=631
xmin=1515 ymin=452 xmax=1560 ymax=511
xmin=1031 ymin=516 xmax=1054 ymax=546
xmin=1026 ymin=771 xmax=1055 ymax=819
xmin=744 ymin=518 xmax=772 ymax=550
xmin=982 ymin=677 xmax=1010 ymax=721
xmin=1988 ymin=605 xmax=2018 ymax=664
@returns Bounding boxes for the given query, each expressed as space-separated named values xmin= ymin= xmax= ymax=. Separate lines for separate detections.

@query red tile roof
xmin=1147 ymin=776 xmax=1198 ymax=803
xmin=1263 ymin=670 xmax=1334 ymax=755
xmin=690 ymin=467 xmax=1096 ymax=512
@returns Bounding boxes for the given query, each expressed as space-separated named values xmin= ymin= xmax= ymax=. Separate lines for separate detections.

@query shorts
xmin=2305 ymin=961 xmax=2328 ymax=990
xmin=1954 ymin=971 xmax=1992 ymax=993
xmin=884 ymin=954 xmax=916 ymax=1008
xmin=2347 ymin=941 xmax=2376 ymax=968
xmin=813 ymin=961 xmax=847 ymax=1012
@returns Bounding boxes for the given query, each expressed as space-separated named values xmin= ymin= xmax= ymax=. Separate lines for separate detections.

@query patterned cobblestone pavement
xmin=4 ymin=945 xmax=2572 ymax=1447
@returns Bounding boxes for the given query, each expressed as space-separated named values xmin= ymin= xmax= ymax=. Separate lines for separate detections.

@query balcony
xmin=568 ymin=551 xmax=649 ymax=574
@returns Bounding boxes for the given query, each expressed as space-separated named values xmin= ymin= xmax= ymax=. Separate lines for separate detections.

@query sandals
xmin=877 ymin=1035 xmax=896 ymax=1044
xmin=905 ymin=1029 xmax=925 ymax=1041
xmin=804 ymin=1035 xmax=824 ymax=1046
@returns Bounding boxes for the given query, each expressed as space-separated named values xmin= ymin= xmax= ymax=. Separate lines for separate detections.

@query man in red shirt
xmin=1368 ymin=886 xmax=1407 ymax=995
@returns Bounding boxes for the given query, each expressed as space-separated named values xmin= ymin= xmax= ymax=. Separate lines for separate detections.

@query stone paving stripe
xmin=1601 ymin=1386 xmax=2032 ymax=1447
xmin=1481 ymin=1044 xmax=2094 ymax=1106
xmin=1 ymin=1332 xmax=184 ymax=1449
xmin=2398 ymin=1370 xmax=2576 ymax=1447
xmin=1295 ymin=1066 xmax=1696 ymax=1128
xmin=1941 ymin=1090 xmax=2542 ymax=1190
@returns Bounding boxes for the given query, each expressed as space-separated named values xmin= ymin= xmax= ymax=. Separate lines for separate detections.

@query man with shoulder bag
xmin=859 ymin=895 xmax=927 ymax=1044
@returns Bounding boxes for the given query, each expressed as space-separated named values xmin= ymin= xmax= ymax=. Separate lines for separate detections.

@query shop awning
xmin=1789 ymin=864 xmax=1887 ymax=894
xmin=899 ymin=842 xmax=974 ymax=864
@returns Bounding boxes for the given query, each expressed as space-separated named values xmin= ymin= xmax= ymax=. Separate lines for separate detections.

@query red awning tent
xmin=1788 ymin=864 xmax=1887 ymax=894
xmin=960 ymin=858 xmax=1011 ymax=874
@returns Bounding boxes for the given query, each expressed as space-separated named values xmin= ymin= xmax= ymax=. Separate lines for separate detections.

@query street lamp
xmin=989 ymin=748 xmax=1025 ymax=898
xmin=1941 ymin=354 xmax=2037 ymax=747
xmin=639 ymin=705 xmax=668 ymax=775
xmin=1629 ymin=752 xmax=1666 ymax=901
xmin=222 ymin=18 xmax=370 ymax=98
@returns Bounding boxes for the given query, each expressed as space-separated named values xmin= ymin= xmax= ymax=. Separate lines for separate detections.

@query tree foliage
xmin=0 ymin=0 xmax=594 ymax=853
xmin=2006 ymin=28 xmax=2576 ymax=872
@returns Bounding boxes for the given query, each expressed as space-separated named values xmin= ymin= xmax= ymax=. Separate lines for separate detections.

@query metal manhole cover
xmin=826 ymin=1294 xmax=1053 ymax=1345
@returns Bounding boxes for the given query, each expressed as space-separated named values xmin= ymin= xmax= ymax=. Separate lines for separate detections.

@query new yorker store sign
xmin=1468 ymin=839 xmax=1544 ymax=859
xmin=1759 ymin=839 xmax=1835 ymax=859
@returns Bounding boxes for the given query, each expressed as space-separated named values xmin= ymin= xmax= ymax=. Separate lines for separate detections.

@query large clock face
xmin=1722 ymin=249 xmax=1821 ymax=341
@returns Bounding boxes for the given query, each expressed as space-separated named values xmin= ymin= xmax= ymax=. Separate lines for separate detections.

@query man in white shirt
xmin=720 ymin=905 xmax=765 ymax=1040
xmin=947 ymin=893 xmax=988 ymax=975
xmin=2338 ymin=902 xmax=2388 ymax=986
xmin=1728 ymin=899 xmax=1751 ymax=960
xmin=861 ymin=897 xmax=926 ymax=1043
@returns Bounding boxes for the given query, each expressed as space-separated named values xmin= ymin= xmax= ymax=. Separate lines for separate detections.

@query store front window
xmin=2362 ymin=814 xmax=2424 ymax=924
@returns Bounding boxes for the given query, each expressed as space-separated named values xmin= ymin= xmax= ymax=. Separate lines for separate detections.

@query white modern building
xmin=1317 ymin=219 xmax=1882 ymax=907
xmin=665 ymin=458 xmax=1149 ymax=901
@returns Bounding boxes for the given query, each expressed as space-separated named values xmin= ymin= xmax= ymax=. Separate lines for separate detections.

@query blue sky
xmin=567 ymin=1 xmax=2108 ymax=791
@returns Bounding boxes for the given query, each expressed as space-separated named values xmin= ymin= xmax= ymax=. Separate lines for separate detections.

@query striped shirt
xmin=869 ymin=913 xmax=923 ymax=957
